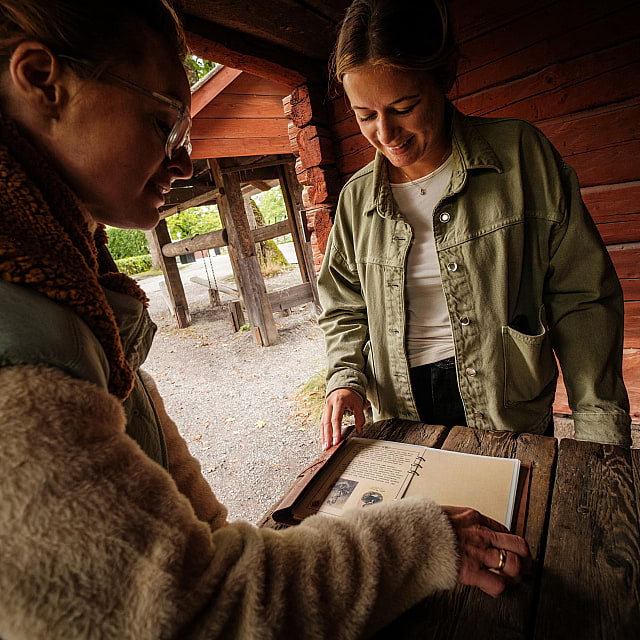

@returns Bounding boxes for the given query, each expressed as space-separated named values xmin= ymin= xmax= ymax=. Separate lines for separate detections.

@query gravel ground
xmin=140 ymin=253 xmax=327 ymax=524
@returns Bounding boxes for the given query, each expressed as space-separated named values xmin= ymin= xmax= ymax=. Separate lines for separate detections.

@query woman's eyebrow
xmin=351 ymin=94 xmax=421 ymax=109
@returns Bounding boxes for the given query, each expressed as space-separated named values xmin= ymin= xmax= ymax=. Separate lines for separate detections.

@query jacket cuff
xmin=572 ymin=412 xmax=632 ymax=446
xmin=326 ymin=369 xmax=367 ymax=399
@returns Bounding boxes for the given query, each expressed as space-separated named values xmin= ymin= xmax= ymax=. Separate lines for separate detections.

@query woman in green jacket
xmin=319 ymin=0 xmax=631 ymax=450
xmin=0 ymin=0 xmax=531 ymax=637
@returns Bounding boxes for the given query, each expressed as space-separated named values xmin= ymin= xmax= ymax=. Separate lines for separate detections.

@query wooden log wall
xmin=292 ymin=0 xmax=640 ymax=421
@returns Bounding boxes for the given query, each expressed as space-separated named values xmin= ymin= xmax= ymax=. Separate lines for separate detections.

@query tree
xmin=253 ymin=186 xmax=287 ymax=225
xmin=251 ymin=199 xmax=289 ymax=276
xmin=185 ymin=55 xmax=217 ymax=85
xmin=105 ymin=227 xmax=149 ymax=260
xmin=166 ymin=205 xmax=222 ymax=240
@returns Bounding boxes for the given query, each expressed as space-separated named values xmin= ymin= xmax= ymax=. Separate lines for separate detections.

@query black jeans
xmin=409 ymin=357 xmax=467 ymax=427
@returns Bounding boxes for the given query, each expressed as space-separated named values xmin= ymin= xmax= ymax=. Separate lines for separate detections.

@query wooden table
xmin=259 ymin=420 xmax=640 ymax=639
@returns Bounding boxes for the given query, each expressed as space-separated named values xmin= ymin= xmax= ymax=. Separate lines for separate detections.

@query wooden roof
xmin=190 ymin=66 xmax=292 ymax=159
xmin=174 ymin=0 xmax=351 ymax=87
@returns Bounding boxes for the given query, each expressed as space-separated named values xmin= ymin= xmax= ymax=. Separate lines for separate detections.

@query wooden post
xmin=278 ymin=162 xmax=320 ymax=312
xmin=210 ymin=158 xmax=279 ymax=346
xmin=151 ymin=220 xmax=190 ymax=328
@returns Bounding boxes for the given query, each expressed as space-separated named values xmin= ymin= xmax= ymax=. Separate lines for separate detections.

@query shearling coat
xmin=0 ymin=111 xmax=459 ymax=638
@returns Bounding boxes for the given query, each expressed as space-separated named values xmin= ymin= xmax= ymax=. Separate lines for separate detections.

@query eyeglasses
xmin=58 ymin=55 xmax=192 ymax=159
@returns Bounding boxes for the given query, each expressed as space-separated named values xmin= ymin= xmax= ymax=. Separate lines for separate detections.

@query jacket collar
xmin=366 ymin=106 xmax=503 ymax=218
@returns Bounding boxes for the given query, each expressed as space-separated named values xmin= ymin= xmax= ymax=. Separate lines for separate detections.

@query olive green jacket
xmin=318 ymin=110 xmax=631 ymax=446
xmin=0 ymin=278 xmax=168 ymax=465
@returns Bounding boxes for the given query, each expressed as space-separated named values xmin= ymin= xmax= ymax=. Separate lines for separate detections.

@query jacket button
xmin=460 ymin=315 xmax=470 ymax=325
xmin=446 ymin=262 xmax=458 ymax=272
xmin=465 ymin=367 xmax=477 ymax=377
xmin=439 ymin=212 xmax=451 ymax=223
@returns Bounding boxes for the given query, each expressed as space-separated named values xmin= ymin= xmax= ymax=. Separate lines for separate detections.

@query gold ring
xmin=496 ymin=548 xmax=507 ymax=572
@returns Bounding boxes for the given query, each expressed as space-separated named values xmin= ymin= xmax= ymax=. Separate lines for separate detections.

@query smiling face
xmin=343 ymin=63 xmax=450 ymax=181
xmin=4 ymin=25 xmax=193 ymax=231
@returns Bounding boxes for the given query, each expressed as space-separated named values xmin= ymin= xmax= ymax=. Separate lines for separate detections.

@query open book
xmin=273 ymin=437 xmax=523 ymax=530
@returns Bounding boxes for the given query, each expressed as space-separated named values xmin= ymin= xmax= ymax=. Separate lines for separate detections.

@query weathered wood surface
xmin=534 ymin=439 xmax=640 ymax=639
xmin=210 ymin=159 xmax=279 ymax=346
xmin=372 ymin=428 xmax=557 ymax=640
xmin=161 ymin=229 xmax=228 ymax=257
xmin=152 ymin=220 xmax=190 ymax=328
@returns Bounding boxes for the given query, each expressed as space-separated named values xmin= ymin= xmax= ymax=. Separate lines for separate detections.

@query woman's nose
xmin=376 ymin=115 xmax=398 ymax=145
xmin=168 ymin=145 xmax=193 ymax=180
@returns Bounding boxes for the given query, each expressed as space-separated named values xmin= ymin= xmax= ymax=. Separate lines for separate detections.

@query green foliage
xmin=186 ymin=55 xmax=217 ymax=85
xmin=253 ymin=186 xmax=287 ymax=226
xmin=115 ymin=254 xmax=152 ymax=276
xmin=167 ymin=205 xmax=222 ymax=240
xmin=105 ymin=227 xmax=149 ymax=260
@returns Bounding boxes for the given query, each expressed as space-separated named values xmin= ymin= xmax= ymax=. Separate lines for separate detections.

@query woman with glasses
xmin=318 ymin=0 xmax=630 ymax=451
xmin=0 ymin=1 xmax=531 ymax=638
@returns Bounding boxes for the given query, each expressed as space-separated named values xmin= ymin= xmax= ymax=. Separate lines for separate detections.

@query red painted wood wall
xmin=313 ymin=0 xmax=640 ymax=419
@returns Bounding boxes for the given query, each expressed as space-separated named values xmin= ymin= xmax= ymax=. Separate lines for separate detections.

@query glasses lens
xmin=166 ymin=112 xmax=192 ymax=158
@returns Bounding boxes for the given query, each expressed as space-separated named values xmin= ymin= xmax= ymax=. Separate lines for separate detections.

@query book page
xmin=403 ymin=448 xmax=520 ymax=527
xmin=293 ymin=438 xmax=425 ymax=519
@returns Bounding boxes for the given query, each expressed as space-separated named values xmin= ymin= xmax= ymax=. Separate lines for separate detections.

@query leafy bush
xmin=106 ymin=227 xmax=149 ymax=260
xmin=115 ymin=254 xmax=152 ymax=276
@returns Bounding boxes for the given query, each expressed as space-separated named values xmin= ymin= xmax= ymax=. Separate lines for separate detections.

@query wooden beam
xmin=159 ymin=187 xmax=219 ymax=219
xmin=183 ymin=16 xmax=325 ymax=88
xmin=210 ymin=158 xmax=280 ymax=346
xmin=161 ymin=228 xmax=228 ymax=258
xmin=192 ymin=117 xmax=288 ymax=139
xmin=191 ymin=137 xmax=292 ymax=159
xmin=151 ymin=220 xmax=190 ymax=328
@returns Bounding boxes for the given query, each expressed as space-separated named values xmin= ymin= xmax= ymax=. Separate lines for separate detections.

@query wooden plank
xmin=567 ymin=140 xmax=640 ymax=189
xmin=251 ymin=219 xmax=291 ymax=243
xmin=534 ymin=439 xmax=640 ymax=640
xmin=359 ymin=420 xmax=449 ymax=447
xmin=225 ymin=72 xmax=291 ymax=96
xmin=152 ymin=220 xmax=190 ymax=328
xmin=211 ymin=159 xmax=279 ymax=346
xmin=192 ymin=117 xmax=288 ymax=140
xmin=454 ymin=2 xmax=640 ymax=97
xmin=373 ymin=428 xmax=557 ymax=640
xmin=191 ymin=137 xmax=292 ymax=159
xmin=584 ymin=182 xmax=640 ymax=245
xmin=537 ymin=99 xmax=640 ymax=158
xmin=161 ymin=228 xmax=228 ymax=257
xmin=625 ymin=301 xmax=640 ymax=347
xmin=267 ymin=282 xmax=313 ymax=312
xmin=457 ymin=41 xmax=640 ymax=121
xmin=449 ymin=0 xmax=557 ymax=44
xmin=197 ymin=93 xmax=288 ymax=119
xmin=191 ymin=67 xmax=242 ymax=116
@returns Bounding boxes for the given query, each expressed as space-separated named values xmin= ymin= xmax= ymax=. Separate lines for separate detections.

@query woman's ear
xmin=7 ymin=42 xmax=67 ymax=119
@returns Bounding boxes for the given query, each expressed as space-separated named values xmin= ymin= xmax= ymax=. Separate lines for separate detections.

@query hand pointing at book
xmin=443 ymin=506 xmax=532 ymax=597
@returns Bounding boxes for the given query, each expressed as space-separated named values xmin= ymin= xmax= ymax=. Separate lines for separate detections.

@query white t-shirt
xmin=390 ymin=156 xmax=455 ymax=368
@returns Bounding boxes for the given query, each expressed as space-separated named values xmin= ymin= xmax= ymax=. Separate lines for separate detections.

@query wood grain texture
xmin=534 ymin=439 xmax=640 ymax=640
xmin=373 ymin=428 xmax=557 ymax=640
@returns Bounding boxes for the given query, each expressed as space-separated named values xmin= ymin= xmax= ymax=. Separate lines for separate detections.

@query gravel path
xmin=139 ymin=250 xmax=326 ymax=524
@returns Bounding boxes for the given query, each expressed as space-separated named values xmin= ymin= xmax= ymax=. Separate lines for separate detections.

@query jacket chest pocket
xmin=501 ymin=307 xmax=557 ymax=407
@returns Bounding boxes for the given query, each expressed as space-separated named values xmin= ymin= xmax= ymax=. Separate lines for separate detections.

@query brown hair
xmin=330 ymin=0 xmax=457 ymax=93
xmin=0 ymin=0 xmax=187 ymax=74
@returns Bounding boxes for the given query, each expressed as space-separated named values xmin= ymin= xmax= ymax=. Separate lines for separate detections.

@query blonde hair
xmin=0 ymin=0 xmax=187 ymax=73
xmin=330 ymin=0 xmax=457 ymax=93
